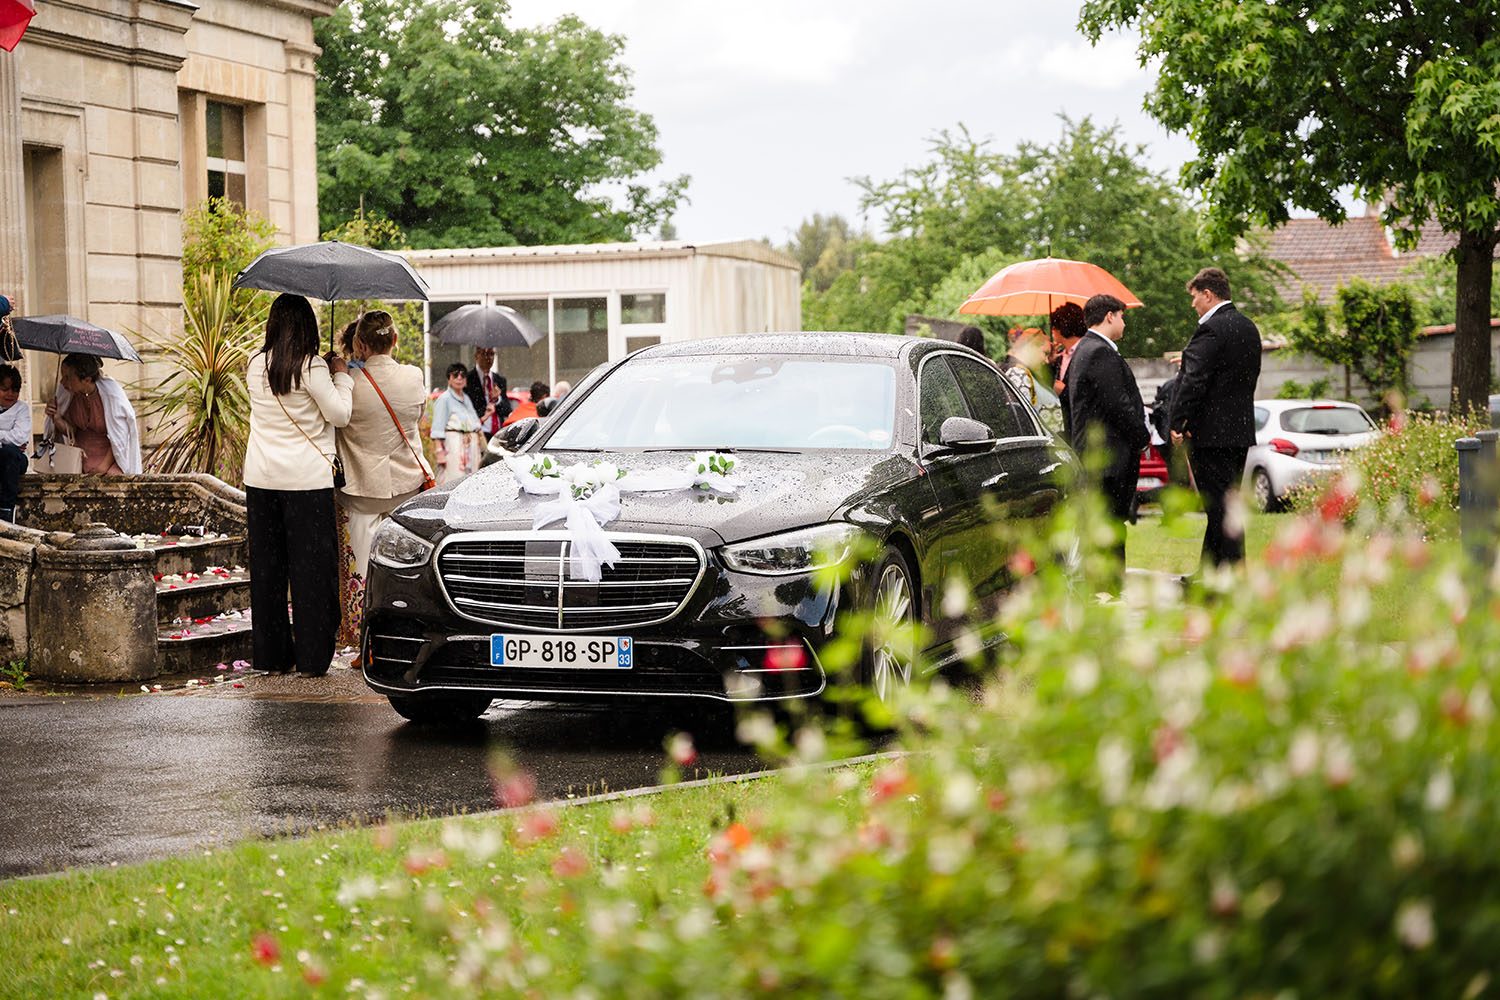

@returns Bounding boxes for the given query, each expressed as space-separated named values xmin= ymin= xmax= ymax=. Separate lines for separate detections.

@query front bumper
xmin=361 ymin=532 xmax=846 ymax=704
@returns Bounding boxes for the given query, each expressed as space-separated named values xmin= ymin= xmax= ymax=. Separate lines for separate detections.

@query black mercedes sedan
xmin=361 ymin=333 xmax=1075 ymax=723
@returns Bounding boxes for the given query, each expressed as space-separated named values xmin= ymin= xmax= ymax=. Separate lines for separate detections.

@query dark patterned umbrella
xmin=11 ymin=314 xmax=142 ymax=363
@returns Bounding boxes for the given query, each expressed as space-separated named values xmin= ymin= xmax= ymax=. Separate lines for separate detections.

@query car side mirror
xmin=498 ymin=417 xmax=540 ymax=451
xmin=937 ymin=416 xmax=993 ymax=450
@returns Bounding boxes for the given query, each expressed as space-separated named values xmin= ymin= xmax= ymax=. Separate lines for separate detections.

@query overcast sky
xmin=505 ymin=0 xmax=1197 ymax=246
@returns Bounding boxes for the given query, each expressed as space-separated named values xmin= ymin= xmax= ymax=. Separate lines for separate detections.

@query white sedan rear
xmin=1242 ymin=400 xmax=1380 ymax=511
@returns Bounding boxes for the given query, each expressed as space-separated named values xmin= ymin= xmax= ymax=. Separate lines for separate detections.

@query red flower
xmin=403 ymin=848 xmax=448 ymax=876
xmin=1008 ymin=550 xmax=1036 ymax=577
xmin=870 ymin=761 xmax=915 ymax=803
xmin=516 ymin=809 xmax=559 ymax=845
xmin=1441 ymin=687 xmax=1470 ymax=727
xmin=495 ymin=770 xmax=537 ymax=809
xmin=667 ymin=732 xmax=698 ymax=767
xmin=1152 ymin=725 xmax=1185 ymax=763
xmin=251 ymin=932 xmax=280 ymax=966
xmin=552 ymin=846 xmax=590 ymax=879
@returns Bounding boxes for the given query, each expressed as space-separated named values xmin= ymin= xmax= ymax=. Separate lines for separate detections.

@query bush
xmin=137 ymin=271 xmax=261 ymax=481
xmin=1275 ymin=376 xmax=1333 ymax=399
xmin=282 ymin=497 xmax=1500 ymax=998
xmin=1287 ymin=410 xmax=1487 ymax=536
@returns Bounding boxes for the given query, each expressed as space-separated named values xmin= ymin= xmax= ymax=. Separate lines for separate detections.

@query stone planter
xmin=26 ymin=525 xmax=159 ymax=683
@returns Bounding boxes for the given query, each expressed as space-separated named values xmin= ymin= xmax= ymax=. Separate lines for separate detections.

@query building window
xmin=491 ymin=298 xmax=551 ymax=393
xmin=625 ymin=335 xmax=660 ymax=354
xmin=554 ymin=296 xmax=608 ymax=387
xmin=621 ymin=292 xmax=666 ymax=325
xmin=205 ymin=101 xmax=247 ymax=209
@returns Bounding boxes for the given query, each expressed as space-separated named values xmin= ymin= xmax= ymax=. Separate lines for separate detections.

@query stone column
xmin=0 ymin=52 xmax=28 ymax=398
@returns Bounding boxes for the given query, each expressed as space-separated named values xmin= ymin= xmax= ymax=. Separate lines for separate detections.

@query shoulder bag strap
xmin=271 ymin=386 xmax=337 ymax=475
xmin=362 ymin=367 xmax=434 ymax=481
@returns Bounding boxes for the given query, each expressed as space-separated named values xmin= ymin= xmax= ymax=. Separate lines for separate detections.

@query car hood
xmin=393 ymin=450 xmax=918 ymax=547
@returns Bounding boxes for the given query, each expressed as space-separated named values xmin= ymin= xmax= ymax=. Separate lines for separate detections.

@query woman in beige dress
xmin=334 ymin=311 xmax=431 ymax=645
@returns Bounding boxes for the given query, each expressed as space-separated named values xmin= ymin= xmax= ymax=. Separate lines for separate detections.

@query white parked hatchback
xmin=1242 ymin=399 xmax=1381 ymax=511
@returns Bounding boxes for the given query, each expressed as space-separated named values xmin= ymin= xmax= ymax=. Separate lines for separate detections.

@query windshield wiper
xmin=638 ymin=446 xmax=800 ymax=455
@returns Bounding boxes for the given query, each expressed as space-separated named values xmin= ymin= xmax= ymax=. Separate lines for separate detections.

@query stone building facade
xmin=0 ymin=0 xmax=338 ymax=421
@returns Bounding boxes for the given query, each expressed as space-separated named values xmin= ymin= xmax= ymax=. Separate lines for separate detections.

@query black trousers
xmin=0 ymin=442 xmax=24 ymax=511
xmin=1192 ymin=445 xmax=1250 ymax=567
xmin=246 ymin=485 xmax=339 ymax=675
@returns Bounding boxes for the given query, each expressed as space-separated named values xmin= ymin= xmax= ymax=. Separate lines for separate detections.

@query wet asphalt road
xmin=0 ymin=680 xmax=764 ymax=878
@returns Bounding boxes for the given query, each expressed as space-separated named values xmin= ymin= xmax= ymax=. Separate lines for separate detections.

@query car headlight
xmin=370 ymin=519 xmax=434 ymax=569
xmin=721 ymin=524 xmax=863 ymax=576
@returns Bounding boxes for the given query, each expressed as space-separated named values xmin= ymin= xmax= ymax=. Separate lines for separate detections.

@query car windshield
xmin=544 ymin=355 xmax=899 ymax=450
xmin=1280 ymin=406 xmax=1375 ymax=435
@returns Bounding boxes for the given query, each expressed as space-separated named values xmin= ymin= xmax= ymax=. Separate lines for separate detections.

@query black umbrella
xmin=231 ymin=240 xmax=430 ymax=347
xmin=431 ymin=303 xmax=545 ymax=349
xmin=11 ymin=315 xmax=143 ymax=363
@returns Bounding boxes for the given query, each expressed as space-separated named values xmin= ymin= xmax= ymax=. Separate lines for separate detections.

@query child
xmin=0 ymin=363 xmax=29 ymax=522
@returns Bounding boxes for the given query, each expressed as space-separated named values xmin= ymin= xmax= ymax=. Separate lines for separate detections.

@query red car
xmin=1137 ymin=441 xmax=1168 ymax=500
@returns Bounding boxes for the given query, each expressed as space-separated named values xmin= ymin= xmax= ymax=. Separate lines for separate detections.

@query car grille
xmin=435 ymin=533 xmax=704 ymax=631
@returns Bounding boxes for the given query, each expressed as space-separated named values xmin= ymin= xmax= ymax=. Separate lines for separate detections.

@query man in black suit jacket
xmin=1068 ymin=294 xmax=1151 ymax=571
xmin=465 ymin=347 xmax=510 ymax=439
xmin=1170 ymin=267 xmax=1263 ymax=568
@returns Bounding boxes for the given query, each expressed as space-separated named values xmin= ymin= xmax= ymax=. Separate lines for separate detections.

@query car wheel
xmin=864 ymin=547 xmax=916 ymax=702
xmin=1251 ymin=468 xmax=1279 ymax=513
xmin=387 ymin=692 xmax=492 ymax=725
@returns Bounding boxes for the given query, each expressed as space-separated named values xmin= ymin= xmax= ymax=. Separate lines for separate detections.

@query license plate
xmin=490 ymin=634 xmax=634 ymax=669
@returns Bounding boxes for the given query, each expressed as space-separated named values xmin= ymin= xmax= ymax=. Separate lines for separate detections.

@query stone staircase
xmin=10 ymin=474 xmax=259 ymax=681
xmin=147 ymin=532 xmax=253 ymax=675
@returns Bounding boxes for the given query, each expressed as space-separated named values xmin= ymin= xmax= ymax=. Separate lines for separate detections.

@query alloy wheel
xmin=1252 ymin=469 xmax=1274 ymax=513
xmin=871 ymin=561 xmax=915 ymax=702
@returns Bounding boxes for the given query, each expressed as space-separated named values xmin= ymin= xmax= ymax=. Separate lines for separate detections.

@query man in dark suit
xmin=465 ymin=347 xmax=510 ymax=439
xmin=1170 ymin=267 xmax=1262 ymax=568
xmin=1068 ymin=294 xmax=1150 ymax=572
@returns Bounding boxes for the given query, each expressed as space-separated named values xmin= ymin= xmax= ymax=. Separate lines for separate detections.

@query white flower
xmin=1395 ymin=899 xmax=1435 ymax=949
xmin=1424 ymin=768 xmax=1454 ymax=811
xmin=940 ymin=771 xmax=979 ymax=817
xmin=1066 ymin=656 xmax=1100 ymax=695
xmin=1287 ymin=728 xmax=1320 ymax=778
xmin=1095 ymin=736 xmax=1132 ymax=805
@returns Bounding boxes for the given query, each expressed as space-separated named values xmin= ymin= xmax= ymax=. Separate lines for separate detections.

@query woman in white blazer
xmin=333 ymin=311 xmax=431 ymax=645
xmin=244 ymin=293 xmax=353 ymax=676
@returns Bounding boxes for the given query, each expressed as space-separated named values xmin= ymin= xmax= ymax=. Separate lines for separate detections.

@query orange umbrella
xmin=959 ymin=256 xmax=1143 ymax=316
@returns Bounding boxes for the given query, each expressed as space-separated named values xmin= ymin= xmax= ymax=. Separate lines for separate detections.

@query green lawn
xmin=0 ymin=770 xmax=854 ymax=997
xmin=1126 ymin=509 xmax=1283 ymax=574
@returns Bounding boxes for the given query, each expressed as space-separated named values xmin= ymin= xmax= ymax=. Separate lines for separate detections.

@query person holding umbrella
xmin=464 ymin=347 xmax=509 ymax=436
xmin=43 ymin=353 xmax=141 ymax=475
xmin=244 ymin=293 xmax=353 ymax=676
xmin=0 ymin=363 xmax=28 ymax=522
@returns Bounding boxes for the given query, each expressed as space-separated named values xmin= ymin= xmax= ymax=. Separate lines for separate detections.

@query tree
xmin=1079 ymin=0 xmax=1500 ymax=413
xmin=1288 ymin=279 xmax=1422 ymax=404
xmin=807 ymin=118 xmax=1279 ymax=355
xmin=783 ymin=214 xmax=864 ymax=293
xmin=316 ymin=0 xmax=688 ymax=248
xmin=180 ymin=197 xmax=278 ymax=320
xmin=321 ymin=211 xmax=425 ymax=369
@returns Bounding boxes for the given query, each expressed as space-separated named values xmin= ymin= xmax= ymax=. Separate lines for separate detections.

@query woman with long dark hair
xmin=244 ymin=293 xmax=353 ymax=676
